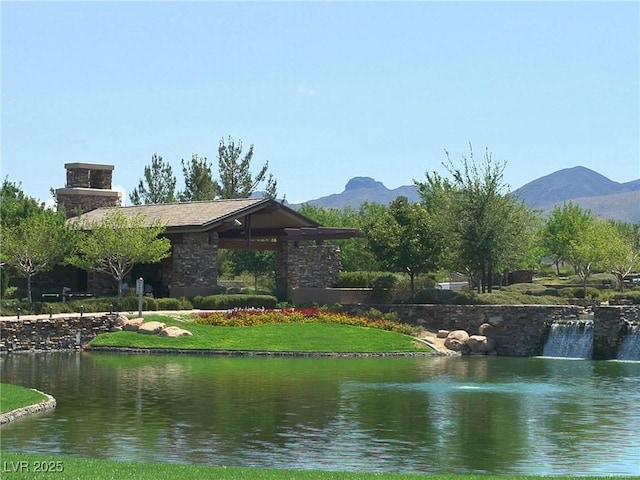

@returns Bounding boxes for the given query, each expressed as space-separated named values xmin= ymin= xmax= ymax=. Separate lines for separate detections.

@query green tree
xmin=129 ymin=154 xmax=177 ymax=205
xmin=179 ymin=154 xmax=218 ymax=201
xmin=216 ymin=136 xmax=277 ymax=199
xmin=1 ymin=209 xmax=77 ymax=302
xmin=540 ymin=202 xmax=590 ymax=276
xmin=0 ymin=177 xmax=45 ymax=228
xmin=227 ymin=248 xmax=276 ymax=292
xmin=415 ymin=146 xmax=536 ymax=292
xmin=68 ymin=210 xmax=171 ymax=296
xmin=297 ymin=203 xmax=377 ymax=271
xmin=360 ymin=196 xmax=441 ymax=293
xmin=599 ymin=221 xmax=639 ymax=292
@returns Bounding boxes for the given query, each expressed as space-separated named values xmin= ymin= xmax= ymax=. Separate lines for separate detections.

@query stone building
xmin=55 ymin=163 xmax=358 ymax=300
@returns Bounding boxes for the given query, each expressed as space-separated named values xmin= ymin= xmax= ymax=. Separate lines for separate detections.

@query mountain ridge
xmin=290 ymin=167 xmax=640 ymax=223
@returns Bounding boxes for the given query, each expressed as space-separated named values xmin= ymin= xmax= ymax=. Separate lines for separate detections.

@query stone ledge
xmin=0 ymin=390 xmax=56 ymax=425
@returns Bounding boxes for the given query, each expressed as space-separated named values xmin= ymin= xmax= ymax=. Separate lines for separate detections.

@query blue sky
xmin=2 ymin=1 xmax=639 ymax=206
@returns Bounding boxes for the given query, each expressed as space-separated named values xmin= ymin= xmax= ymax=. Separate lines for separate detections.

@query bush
xmin=335 ymin=271 xmax=379 ymax=288
xmin=191 ymin=294 xmax=277 ymax=310
xmin=503 ymin=283 xmax=560 ymax=297
xmin=403 ymin=288 xmax=473 ymax=305
xmin=371 ymin=275 xmax=398 ymax=304
xmin=558 ymin=286 xmax=601 ymax=299
xmin=155 ymin=297 xmax=193 ymax=311
xmin=609 ymin=290 xmax=640 ymax=304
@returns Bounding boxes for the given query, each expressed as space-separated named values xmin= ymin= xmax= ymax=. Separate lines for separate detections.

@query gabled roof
xmin=69 ymin=198 xmax=320 ymax=234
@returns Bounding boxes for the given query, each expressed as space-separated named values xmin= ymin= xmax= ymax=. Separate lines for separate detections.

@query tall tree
xmin=68 ymin=210 xmax=171 ymax=296
xmin=415 ymin=146 xmax=536 ymax=292
xmin=598 ymin=221 xmax=639 ymax=292
xmin=1 ymin=177 xmax=45 ymax=228
xmin=1 ymin=209 xmax=77 ymax=303
xmin=540 ymin=202 xmax=589 ymax=276
xmin=179 ymin=154 xmax=218 ymax=201
xmin=129 ymin=154 xmax=177 ymax=205
xmin=360 ymin=197 xmax=441 ymax=293
xmin=216 ymin=136 xmax=277 ymax=199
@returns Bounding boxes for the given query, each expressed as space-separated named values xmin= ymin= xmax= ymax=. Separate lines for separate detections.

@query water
xmin=1 ymin=353 xmax=639 ymax=476
xmin=618 ymin=324 xmax=640 ymax=361
xmin=542 ymin=321 xmax=594 ymax=359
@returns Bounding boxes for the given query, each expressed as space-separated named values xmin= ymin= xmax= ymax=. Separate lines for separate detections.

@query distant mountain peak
xmin=344 ymin=177 xmax=386 ymax=191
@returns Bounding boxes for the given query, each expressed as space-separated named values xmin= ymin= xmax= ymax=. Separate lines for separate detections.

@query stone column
xmin=169 ymin=232 xmax=218 ymax=297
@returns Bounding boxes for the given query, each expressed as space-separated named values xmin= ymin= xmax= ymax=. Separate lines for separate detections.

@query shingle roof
xmin=68 ymin=198 xmax=320 ymax=234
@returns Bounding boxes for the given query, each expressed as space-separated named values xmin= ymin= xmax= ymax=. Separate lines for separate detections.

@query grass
xmin=1 ymin=453 xmax=636 ymax=480
xmin=0 ymin=383 xmax=48 ymax=414
xmin=88 ymin=315 xmax=429 ymax=353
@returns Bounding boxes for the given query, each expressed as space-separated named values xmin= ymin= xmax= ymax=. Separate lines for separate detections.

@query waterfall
xmin=617 ymin=324 xmax=640 ymax=361
xmin=542 ymin=321 xmax=594 ymax=359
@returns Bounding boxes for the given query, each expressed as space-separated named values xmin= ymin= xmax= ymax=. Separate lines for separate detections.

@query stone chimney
xmin=56 ymin=163 xmax=121 ymax=217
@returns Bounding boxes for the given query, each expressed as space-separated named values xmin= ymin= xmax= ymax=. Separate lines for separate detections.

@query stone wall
xmin=277 ymin=242 xmax=341 ymax=294
xmin=0 ymin=315 xmax=116 ymax=353
xmin=169 ymin=232 xmax=218 ymax=297
xmin=347 ymin=304 xmax=640 ymax=359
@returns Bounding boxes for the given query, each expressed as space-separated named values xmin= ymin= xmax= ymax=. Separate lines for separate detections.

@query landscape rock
xmin=158 ymin=326 xmax=193 ymax=338
xmin=467 ymin=335 xmax=496 ymax=353
xmin=437 ymin=330 xmax=450 ymax=338
xmin=114 ymin=314 xmax=129 ymax=327
xmin=123 ymin=318 xmax=144 ymax=331
xmin=137 ymin=321 xmax=167 ymax=335
xmin=110 ymin=326 xmax=123 ymax=332
xmin=444 ymin=330 xmax=470 ymax=351
xmin=478 ymin=323 xmax=495 ymax=336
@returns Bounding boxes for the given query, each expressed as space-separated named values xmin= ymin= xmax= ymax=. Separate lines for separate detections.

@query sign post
xmin=136 ymin=277 xmax=144 ymax=318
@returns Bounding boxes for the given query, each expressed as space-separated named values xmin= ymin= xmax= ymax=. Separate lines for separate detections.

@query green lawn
xmin=0 ymin=383 xmax=48 ymax=414
xmin=1 ymin=453 xmax=636 ymax=480
xmin=88 ymin=316 xmax=429 ymax=353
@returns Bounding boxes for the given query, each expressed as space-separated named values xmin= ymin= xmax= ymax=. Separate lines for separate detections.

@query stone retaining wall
xmin=0 ymin=315 xmax=116 ymax=353
xmin=0 ymin=391 xmax=56 ymax=425
xmin=347 ymin=304 xmax=640 ymax=359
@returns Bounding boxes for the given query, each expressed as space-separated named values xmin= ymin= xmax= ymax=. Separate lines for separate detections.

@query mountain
xmin=300 ymin=176 xmax=421 ymax=209
xmin=290 ymin=167 xmax=639 ymax=223
xmin=512 ymin=166 xmax=630 ymax=207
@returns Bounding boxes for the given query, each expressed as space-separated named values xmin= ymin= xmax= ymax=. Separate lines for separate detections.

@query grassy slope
xmin=88 ymin=318 xmax=428 ymax=353
xmin=0 ymin=383 xmax=48 ymax=414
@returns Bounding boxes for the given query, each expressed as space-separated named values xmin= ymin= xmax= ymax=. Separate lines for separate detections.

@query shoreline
xmin=0 ymin=389 xmax=57 ymax=425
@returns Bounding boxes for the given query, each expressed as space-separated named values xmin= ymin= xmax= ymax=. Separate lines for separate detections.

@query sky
xmin=2 ymin=1 xmax=639 ymax=206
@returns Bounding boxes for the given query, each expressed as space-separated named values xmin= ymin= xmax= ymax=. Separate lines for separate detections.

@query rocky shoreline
xmin=0 ymin=390 xmax=57 ymax=425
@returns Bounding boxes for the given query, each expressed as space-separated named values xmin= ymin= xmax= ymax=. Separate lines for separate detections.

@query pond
xmin=1 ymin=353 xmax=639 ymax=476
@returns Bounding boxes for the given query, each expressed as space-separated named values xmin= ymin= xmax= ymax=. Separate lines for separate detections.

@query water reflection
xmin=1 ymin=354 xmax=639 ymax=475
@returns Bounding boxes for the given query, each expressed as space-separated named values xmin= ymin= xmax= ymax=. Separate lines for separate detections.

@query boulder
xmin=110 ymin=326 xmax=123 ymax=332
xmin=114 ymin=314 xmax=129 ymax=327
xmin=478 ymin=323 xmax=495 ymax=336
xmin=437 ymin=330 xmax=450 ymax=339
xmin=123 ymin=317 xmax=144 ymax=331
xmin=158 ymin=326 xmax=193 ymax=338
xmin=444 ymin=330 xmax=470 ymax=351
xmin=467 ymin=335 xmax=496 ymax=353
xmin=137 ymin=321 xmax=166 ymax=335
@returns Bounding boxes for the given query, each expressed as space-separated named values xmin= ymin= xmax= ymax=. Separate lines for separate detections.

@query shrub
xmin=371 ymin=275 xmax=398 ymax=303
xmin=558 ymin=287 xmax=601 ymax=299
xmin=609 ymin=291 xmax=640 ymax=304
xmin=155 ymin=297 xmax=193 ymax=310
xmin=191 ymin=294 xmax=277 ymax=310
xmin=335 ymin=271 xmax=380 ymax=288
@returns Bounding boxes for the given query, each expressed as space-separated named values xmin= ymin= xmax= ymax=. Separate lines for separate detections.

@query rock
xmin=114 ymin=314 xmax=129 ymax=327
xmin=158 ymin=326 xmax=193 ymax=338
xmin=467 ymin=335 xmax=496 ymax=353
xmin=138 ymin=321 xmax=166 ymax=335
xmin=123 ymin=318 xmax=144 ymax=331
xmin=110 ymin=326 xmax=123 ymax=332
xmin=478 ymin=323 xmax=494 ymax=336
xmin=437 ymin=330 xmax=450 ymax=338
xmin=444 ymin=330 xmax=470 ymax=351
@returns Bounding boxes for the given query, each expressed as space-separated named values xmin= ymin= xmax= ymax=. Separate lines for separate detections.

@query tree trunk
xmin=27 ymin=273 xmax=33 ymax=304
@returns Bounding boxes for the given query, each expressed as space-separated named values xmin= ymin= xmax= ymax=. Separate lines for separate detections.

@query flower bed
xmin=192 ymin=308 xmax=418 ymax=336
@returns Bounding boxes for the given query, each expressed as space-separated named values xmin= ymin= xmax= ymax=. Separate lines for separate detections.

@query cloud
xmin=297 ymin=81 xmax=317 ymax=96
